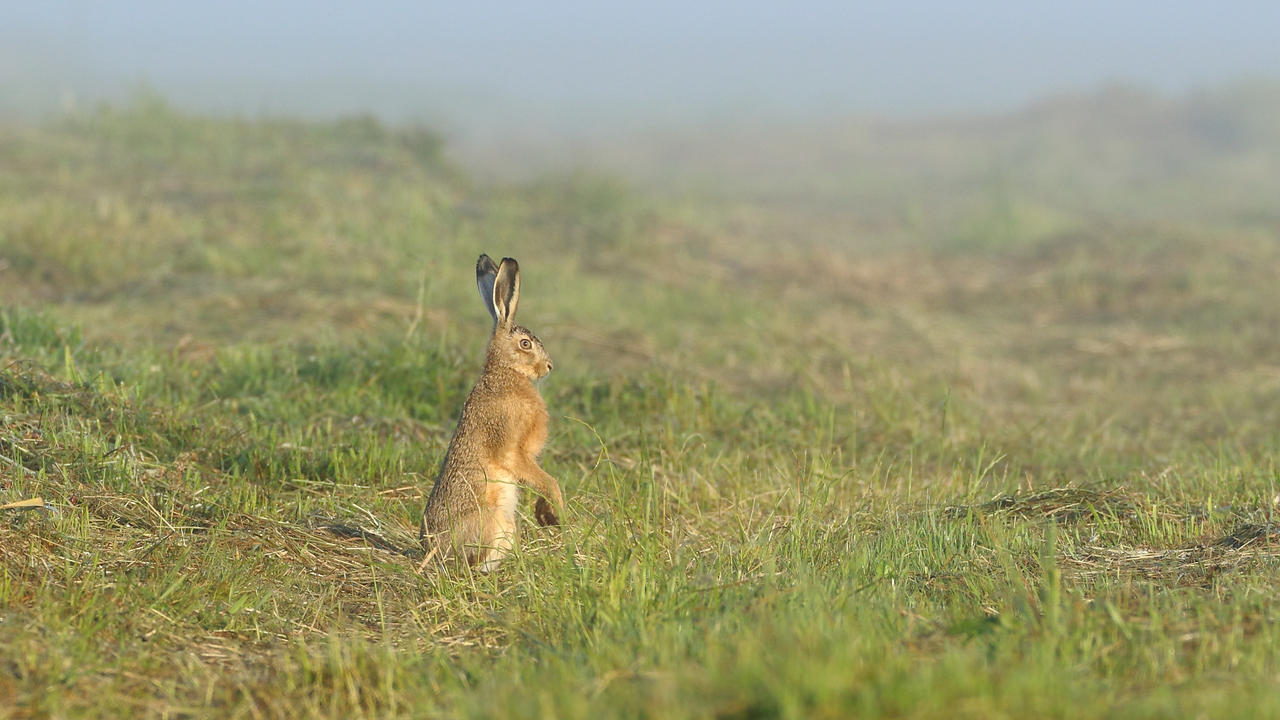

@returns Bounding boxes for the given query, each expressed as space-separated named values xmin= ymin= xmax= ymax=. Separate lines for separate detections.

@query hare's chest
xmin=519 ymin=404 xmax=548 ymax=456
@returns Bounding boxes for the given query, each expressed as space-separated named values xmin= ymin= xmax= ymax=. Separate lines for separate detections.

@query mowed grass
xmin=2 ymin=96 xmax=1280 ymax=718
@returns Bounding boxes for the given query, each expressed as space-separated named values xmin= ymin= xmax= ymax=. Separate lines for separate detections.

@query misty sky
xmin=5 ymin=1 xmax=1280 ymax=133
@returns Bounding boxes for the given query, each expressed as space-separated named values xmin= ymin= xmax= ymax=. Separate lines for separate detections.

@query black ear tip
xmin=500 ymin=257 xmax=519 ymax=273
xmin=476 ymin=254 xmax=498 ymax=276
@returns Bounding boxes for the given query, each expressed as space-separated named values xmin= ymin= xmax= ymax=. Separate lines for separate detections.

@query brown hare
xmin=419 ymin=254 xmax=563 ymax=571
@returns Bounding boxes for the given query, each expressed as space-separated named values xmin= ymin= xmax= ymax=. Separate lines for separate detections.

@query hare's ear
xmin=476 ymin=254 xmax=500 ymax=326
xmin=492 ymin=257 xmax=520 ymax=330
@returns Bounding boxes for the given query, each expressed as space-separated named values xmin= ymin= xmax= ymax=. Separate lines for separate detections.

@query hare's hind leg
xmin=475 ymin=480 xmax=519 ymax=572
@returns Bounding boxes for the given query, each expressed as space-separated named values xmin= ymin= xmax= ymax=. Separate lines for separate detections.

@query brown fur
xmin=419 ymin=255 xmax=562 ymax=571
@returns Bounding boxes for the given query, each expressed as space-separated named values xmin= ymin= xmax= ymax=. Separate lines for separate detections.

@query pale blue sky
xmin=4 ymin=1 xmax=1279 ymax=130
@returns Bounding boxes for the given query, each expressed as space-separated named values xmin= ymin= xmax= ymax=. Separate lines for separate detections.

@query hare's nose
xmin=546 ymin=360 xmax=554 ymax=372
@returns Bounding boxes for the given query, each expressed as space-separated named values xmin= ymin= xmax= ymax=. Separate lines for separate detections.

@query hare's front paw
xmin=534 ymin=496 xmax=560 ymax=527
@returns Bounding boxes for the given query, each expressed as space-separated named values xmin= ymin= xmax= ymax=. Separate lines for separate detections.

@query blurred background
xmin=3 ymin=1 xmax=1279 ymax=458
xmin=7 ymin=1 xmax=1280 ymax=172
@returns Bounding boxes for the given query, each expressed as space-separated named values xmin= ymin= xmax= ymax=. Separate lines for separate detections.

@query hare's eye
xmin=520 ymin=338 xmax=532 ymax=350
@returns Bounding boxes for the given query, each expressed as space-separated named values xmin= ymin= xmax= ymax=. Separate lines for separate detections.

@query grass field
xmin=2 ymin=91 xmax=1280 ymax=718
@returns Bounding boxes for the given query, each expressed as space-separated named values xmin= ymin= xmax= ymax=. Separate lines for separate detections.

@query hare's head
xmin=477 ymin=254 xmax=553 ymax=379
